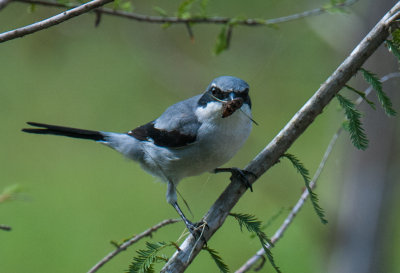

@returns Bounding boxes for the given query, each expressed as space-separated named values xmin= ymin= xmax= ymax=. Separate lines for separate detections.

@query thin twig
xmin=265 ymin=0 xmax=359 ymax=24
xmin=87 ymin=218 xmax=180 ymax=273
xmin=160 ymin=3 xmax=400 ymax=272
xmin=235 ymin=72 xmax=400 ymax=273
xmin=11 ymin=0 xmax=358 ymax=26
xmin=0 ymin=0 xmax=113 ymax=43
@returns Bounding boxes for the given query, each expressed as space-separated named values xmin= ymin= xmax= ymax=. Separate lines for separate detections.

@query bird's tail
xmin=22 ymin=122 xmax=105 ymax=141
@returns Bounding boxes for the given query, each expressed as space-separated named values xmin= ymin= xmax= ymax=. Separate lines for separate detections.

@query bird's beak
xmin=228 ymin=92 xmax=235 ymax=101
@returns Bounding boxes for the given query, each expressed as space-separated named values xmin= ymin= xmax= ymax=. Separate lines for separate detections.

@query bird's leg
xmin=167 ymin=181 xmax=207 ymax=238
xmin=214 ymin=167 xmax=256 ymax=192
xmin=172 ymin=202 xmax=200 ymax=234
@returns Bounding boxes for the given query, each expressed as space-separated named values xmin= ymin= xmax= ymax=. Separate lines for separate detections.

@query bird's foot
xmin=214 ymin=167 xmax=256 ymax=192
xmin=185 ymin=220 xmax=209 ymax=244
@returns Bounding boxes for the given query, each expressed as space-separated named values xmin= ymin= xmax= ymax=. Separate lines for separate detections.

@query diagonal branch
xmin=10 ymin=0 xmax=358 ymax=26
xmin=0 ymin=0 xmax=113 ymax=43
xmin=235 ymin=72 xmax=400 ymax=273
xmin=160 ymin=2 xmax=400 ymax=273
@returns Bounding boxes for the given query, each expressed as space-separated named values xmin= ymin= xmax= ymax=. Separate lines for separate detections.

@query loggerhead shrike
xmin=22 ymin=76 xmax=254 ymax=235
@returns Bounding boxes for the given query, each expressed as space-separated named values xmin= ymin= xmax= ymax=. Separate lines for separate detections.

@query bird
xmin=22 ymin=76 xmax=254 ymax=235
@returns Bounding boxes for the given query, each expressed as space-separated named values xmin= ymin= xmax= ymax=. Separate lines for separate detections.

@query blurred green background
xmin=1 ymin=0 xmax=399 ymax=272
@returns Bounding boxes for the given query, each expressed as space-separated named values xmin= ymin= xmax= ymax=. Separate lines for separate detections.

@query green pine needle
xmin=230 ymin=213 xmax=281 ymax=273
xmin=282 ymin=154 xmax=328 ymax=224
xmin=203 ymin=246 xmax=230 ymax=273
xmin=336 ymin=94 xmax=369 ymax=150
xmin=229 ymin=213 xmax=261 ymax=233
xmin=386 ymin=40 xmax=400 ymax=61
xmin=360 ymin=68 xmax=396 ymax=116
xmin=344 ymin=85 xmax=376 ymax=109
xmin=258 ymin=233 xmax=280 ymax=273
xmin=128 ymin=241 xmax=170 ymax=273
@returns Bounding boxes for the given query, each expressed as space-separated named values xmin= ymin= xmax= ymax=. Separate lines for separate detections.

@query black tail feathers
xmin=22 ymin=122 xmax=104 ymax=141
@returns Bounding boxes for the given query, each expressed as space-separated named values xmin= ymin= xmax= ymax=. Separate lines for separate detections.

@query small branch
xmin=87 ymin=218 xmax=180 ymax=273
xmin=265 ymin=0 xmax=359 ymax=24
xmin=235 ymin=72 xmax=400 ymax=273
xmin=0 ymin=224 xmax=12 ymax=231
xmin=11 ymin=0 xmax=358 ymax=26
xmin=0 ymin=0 xmax=113 ymax=43
xmin=160 ymin=3 xmax=400 ymax=272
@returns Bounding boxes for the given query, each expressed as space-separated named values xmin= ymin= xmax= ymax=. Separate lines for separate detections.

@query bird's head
xmin=197 ymin=76 xmax=252 ymax=120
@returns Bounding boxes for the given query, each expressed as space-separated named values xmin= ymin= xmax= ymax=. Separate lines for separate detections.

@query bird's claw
xmin=185 ymin=220 xmax=209 ymax=245
xmin=214 ymin=167 xmax=256 ymax=192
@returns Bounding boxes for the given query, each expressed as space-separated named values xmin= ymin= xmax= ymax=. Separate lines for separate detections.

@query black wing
xmin=128 ymin=121 xmax=196 ymax=148
xmin=127 ymin=95 xmax=202 ymax=148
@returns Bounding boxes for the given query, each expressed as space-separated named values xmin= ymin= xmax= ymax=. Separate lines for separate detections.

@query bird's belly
xmin=168 ymin=112 xmax=252 ymax=179
xmin=136 ymin=107 xmax=252 ymax=183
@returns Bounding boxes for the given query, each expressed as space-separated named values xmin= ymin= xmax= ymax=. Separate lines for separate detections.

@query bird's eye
xmin=211 ymin=87 xmax=220 ymax=96
xmin=211 ymin=87 xmax=228 ymax=100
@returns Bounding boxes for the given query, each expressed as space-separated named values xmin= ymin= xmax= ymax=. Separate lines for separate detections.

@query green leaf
xmin=110 ymin=240 xmax=120 ymax=248
xmin=153 ymin=6 xmax=168 ymax=17
xmin=113 ymin=0 xmax=120 ymax=10
xmin=203 ymin=247 xmax=230 ymax=273
xmin=336 ymin=94 xmax=369 ymax=150
xmin=27 ymin=3 xmax=36 ymax=13
xmin=214 ymin=25 xmax=228 ymax=55
xmin=128 ymin=241 xmax=170 ymax=273
xmin=177 ymin=0 xmax=195 ymax=19
xmin=230 ymin=213 xmax=281 ymax=273
xmin=282 ymin=154 xmax=328 ymax=224
xmin=199 ymin=0 xmax=209 ymax=17
xmin=386 ymin=40 xmax=400 ymax=62
xmin=120 ymin=1 xmax=133 ymax=12
xmin=360 ymin=68 xmax=396 ymax=116
xmin=344 ymin=85 xmax=376 ymax=109
xmin=392 ymin=29 xmax=400 ymax=46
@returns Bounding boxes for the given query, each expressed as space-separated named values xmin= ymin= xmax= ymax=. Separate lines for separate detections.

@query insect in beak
xmin=209 ymin=92 xmax=258 ymax=125
xmin=222 ymin=97 xmax=244 ymax=118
